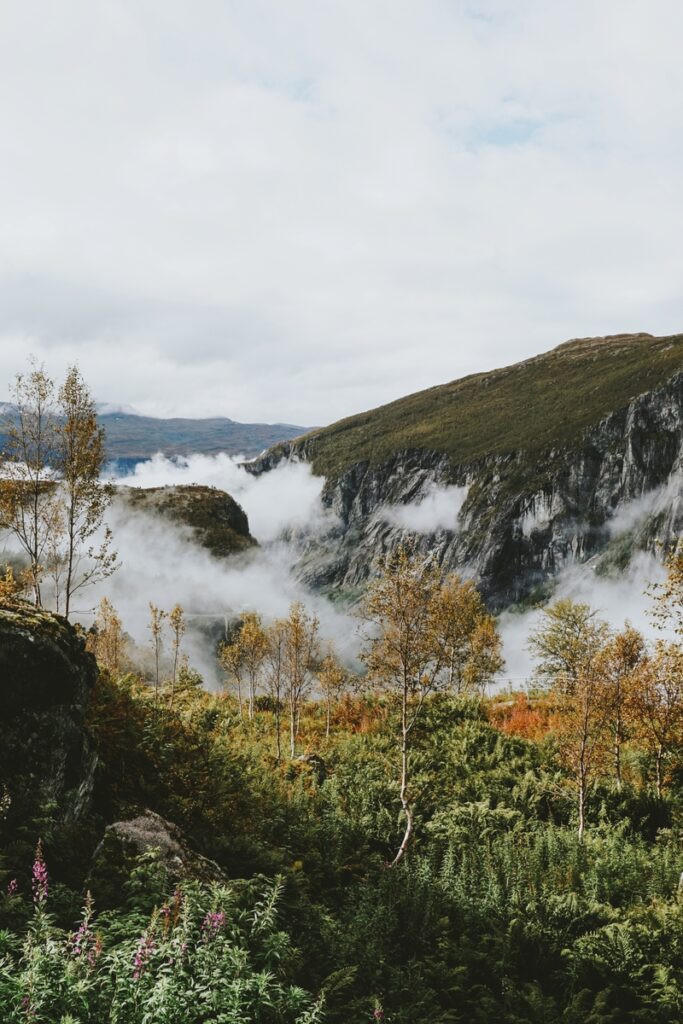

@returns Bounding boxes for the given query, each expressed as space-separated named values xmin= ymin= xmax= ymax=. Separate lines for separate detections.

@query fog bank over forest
xmin=87 ymin=451 xmax=673 ymax=688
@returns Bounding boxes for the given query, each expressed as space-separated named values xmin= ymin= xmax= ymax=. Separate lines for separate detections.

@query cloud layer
xmin=111 ymin=452 xmax=335 ymax=542
xmin=379 ymin=483 xmax=469 ymax=533
xmin=1 ymin=2 xmax=683 ymax=423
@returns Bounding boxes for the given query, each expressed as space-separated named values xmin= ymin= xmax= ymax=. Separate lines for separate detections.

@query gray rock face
xmin=0 ymin=603 xmax=98 ymax=822
xmin=261 ymin=373 xmax=683 ymax=608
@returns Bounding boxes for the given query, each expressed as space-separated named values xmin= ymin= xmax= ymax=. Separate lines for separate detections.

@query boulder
xmin=0 ymin=601 xmax=98 ymax=824
xmin=89 ymin=810 xmax=224 ymax=902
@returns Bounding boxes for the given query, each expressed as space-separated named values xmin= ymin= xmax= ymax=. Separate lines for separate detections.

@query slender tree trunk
xmin=169 ymin=646 xmax=178 ymax=710
xmin=655 ymin=743 xmax=663 ymax=796
xmin=64 ymin=493 xmax=76 ymax=619
xmin=325 ymin=695 xmax=331 ymax=739
xmin=248 ymin=677 xmax=254 ymax=720
xmin=289 ymin=696 xmax=296 ymax=758
xmin=275 ymin=697 xmax=282 ymax=762
xmin=32 ymin=488 xmax=42 ymax=607
xmin=613 ymin=688 xmax=623 ymax=790
xmin=614 ymin=729 xmax=622 ymax=791
xmin=390 ymin=678 xmax=413 ymax=867
xmin=236 ymin=678 xmax=243 ymax=719
xmin=578 ymin=771 xmax=586 ymax=843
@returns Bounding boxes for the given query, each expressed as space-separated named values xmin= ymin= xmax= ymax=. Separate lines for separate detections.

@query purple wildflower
xmin=6 ymin=878 xmax=18 ymax=896
xmin=132 ymin=932 xmax=156 ymax=981
xmin=69 ymin=892 xmax=100 ymax=965
xmin=31 ymin=840 xmax=48 ymax=905
xmin=201 ymin=910 xmax=226 ymax=941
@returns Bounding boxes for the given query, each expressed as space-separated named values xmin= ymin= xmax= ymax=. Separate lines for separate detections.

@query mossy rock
xmin=120 ymin=484 xmax=257 ymax=556
xmin=0 ymin=601 xmax=98 ymax=824
xmin=88 ymin=810 xmax=225 ymax=906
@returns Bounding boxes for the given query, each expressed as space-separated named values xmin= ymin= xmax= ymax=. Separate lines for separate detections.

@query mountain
xmin=99 ymin=412 xmax=308 ymax=465
xmin=0 ymin=407 xmax=309 ymax=466
xmin=255 ymin=332 xmax=683 ymax=607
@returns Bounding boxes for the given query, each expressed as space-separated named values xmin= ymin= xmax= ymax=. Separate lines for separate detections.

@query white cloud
xmin=379 ymin=484 xmax=468 ymax=533
xmin=607 ymin=472 xmax=683 ymax=538
xmin=1 ymin=2 xmax=683 ymax=423
xmin=110 ymin=452 xmax=335 ymax=543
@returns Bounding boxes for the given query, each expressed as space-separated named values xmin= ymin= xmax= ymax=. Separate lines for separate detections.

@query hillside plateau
xmin=0 ymin=409 xmax=309 ymax=469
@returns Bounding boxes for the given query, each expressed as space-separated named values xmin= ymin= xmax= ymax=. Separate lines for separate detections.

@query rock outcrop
xmin=119 ymin=484 xmax=257 ymax=556
xmin=89 ymin=810 xmax=224 ymax=904
xmin=0 ymin=602 xmax=98 ymax=823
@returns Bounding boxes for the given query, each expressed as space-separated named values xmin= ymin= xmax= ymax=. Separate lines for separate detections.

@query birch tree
xmin=317 ymin=645 xmax=348 ymax=738
xmin=0 ymin=363 xmax=60 ymax=605
xmin=0 ymin=360 xmax=118 ymax=614
xmin=431 ymin=574 xmax=503 ymax=694
xmin=87 ymin=597 xmax=125 ymax=675
xmin=595 ymin=625 xmax=645 ymax=790
xmin=361 ymin=547 xmax=445 ymax=866
xmin=219 ymin=634 xmax=246 ymax=718
xmin=281 ymin=602 xmax=320 ymax=758
xmin=239 ymin=612 xmax=269 ymax=720
xmin=529 ymin=600 xmax=612 ymax=840
xmin=632 ymin=642 xmax=683 ymax=795
xmin=265 ymin=619 xmax=287 ymax=761
xmin=54 ymin=366 xmax=118 ymax=616
xmin=169 ymin=603 xmax=186 ymax=707
xmin=148 ymin=604 xmax=167 ymax=701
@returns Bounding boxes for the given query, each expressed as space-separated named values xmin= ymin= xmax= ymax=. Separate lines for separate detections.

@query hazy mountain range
xmin=0 ymin=404 xmax=309 ymax=467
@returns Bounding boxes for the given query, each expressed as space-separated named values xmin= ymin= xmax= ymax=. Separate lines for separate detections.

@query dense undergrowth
xmin=0 ymin=673 xmax=681 ymax=1023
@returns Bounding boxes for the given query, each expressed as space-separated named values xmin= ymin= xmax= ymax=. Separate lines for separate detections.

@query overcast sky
xmin=1 ymin=1 xmax=682 ymax=425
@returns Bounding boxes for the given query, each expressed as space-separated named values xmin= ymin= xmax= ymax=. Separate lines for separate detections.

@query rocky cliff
xmin=254 ymin=334 xmax=683 ymax=608
xmin=0 ymin=603 xmax=98 ymax=824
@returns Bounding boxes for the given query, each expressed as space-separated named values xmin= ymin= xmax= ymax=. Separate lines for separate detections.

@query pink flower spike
xmin=31 ymin=840 xmax=48 ymax=904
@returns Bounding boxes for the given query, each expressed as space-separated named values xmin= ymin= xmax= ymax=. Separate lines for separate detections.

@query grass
xmin=287 ymin=333 xmax=683 ymax=480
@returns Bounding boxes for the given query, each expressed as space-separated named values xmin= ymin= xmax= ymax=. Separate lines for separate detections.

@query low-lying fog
xmin=3 ymin=451 xmax=672 ymax=690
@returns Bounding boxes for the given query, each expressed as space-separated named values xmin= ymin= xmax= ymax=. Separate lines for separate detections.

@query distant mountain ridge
xmin=100 ymin=412 xmax=310 ymax=462
xmin=0 ymin=408 xmax=309 ymax=464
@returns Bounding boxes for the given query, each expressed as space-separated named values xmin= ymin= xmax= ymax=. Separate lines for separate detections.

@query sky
xmin=1 ymin=1 xmax=683 ymax=425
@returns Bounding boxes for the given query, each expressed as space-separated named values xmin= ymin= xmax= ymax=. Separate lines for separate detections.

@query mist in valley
xmin=61 ymin=452 xmax=681 ymax=691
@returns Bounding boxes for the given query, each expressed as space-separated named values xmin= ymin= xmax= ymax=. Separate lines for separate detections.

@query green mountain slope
xmin=292 ymin=332 xmax=683 ymax=479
